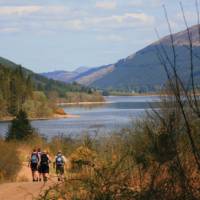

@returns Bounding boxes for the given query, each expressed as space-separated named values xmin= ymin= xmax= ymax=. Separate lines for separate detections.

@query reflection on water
xmin=0 ymin=96 xmax=161 ymax=138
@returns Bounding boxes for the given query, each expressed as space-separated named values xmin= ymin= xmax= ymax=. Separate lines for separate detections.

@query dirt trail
xmin=0 ymin=161 xmax=57 ymax=200
xmin=0 ymin=180 xmax=54 ymax=200
xmin=0 ymin=147 xmax=72 ymax=200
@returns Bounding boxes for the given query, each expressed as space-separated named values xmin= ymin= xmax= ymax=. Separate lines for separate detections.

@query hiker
xmin=29 ymin=148 xmax=39 ymax=182
xmin=53 ymin=150 xmax=67 ymax=181
xmin=37 ymin=148 xmax=42 ymax=181
xmin=39 ymin=150 xmax=51 ymax=182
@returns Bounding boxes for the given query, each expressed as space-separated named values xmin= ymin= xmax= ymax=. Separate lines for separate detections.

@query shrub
xmin=0 ymin=140 xmax=21 ymax=181
xmin=70 ymin=146 xmax=97 ymax=171
xmin=22 ymin=91 xmax=53 ymax=118
xmin=49 ymin=135 xmax=79 ymax=157
xmin=54 ymin=108 xmax=66 ymax=115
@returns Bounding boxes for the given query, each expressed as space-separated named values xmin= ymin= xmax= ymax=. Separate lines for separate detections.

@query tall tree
xmin=6 ymin=110 xmax=34 ymax=141
xmin=8 ymin=76 xmax=18 ymax=115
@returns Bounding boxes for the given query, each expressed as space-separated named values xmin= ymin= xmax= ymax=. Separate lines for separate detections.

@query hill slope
xmin=0 ymin=57 xmax=91 ymax=96
xmin=90 ymin=24 xmax=200 ymax=92
xmin=40 ymin=67 xmax=90 ymax=83
xmin=31 ymin=24 xmax=200 ymax=92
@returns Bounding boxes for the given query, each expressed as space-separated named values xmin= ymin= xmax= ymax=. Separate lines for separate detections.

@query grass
xmin=0 ymin=140 xmax=21 ymax=182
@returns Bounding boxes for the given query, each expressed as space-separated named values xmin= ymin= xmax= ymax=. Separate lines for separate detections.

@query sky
xmin=0 ymin=0 xmax=198 ymax=72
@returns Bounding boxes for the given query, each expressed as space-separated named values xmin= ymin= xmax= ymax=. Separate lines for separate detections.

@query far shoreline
xmin=57 ymin=94 xmax=162 ymax=106
xmin=0 ymin=94 xmax=162 ymax=122
xmin=106 ymin=93 xmax=161 ymax=97
xmin=0 ymin=113 xmax=80 ymax=123
xmin=58 ymin=101 xmax=106 ymax=106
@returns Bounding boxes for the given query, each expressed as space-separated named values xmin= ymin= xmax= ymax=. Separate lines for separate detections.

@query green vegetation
xmin=0 ymin=65 xmax=33 ymax=117
xmin=0 ymin=62 xmax=104 ymax=120
xmin=22 ymin=91 xmax=54 ymax=118
xmin=0 ymin=65 xmax=54 ymax=119
xmin=102 ymin=89 xmax=158 ymax=96
xmin=0 ymin=57 xmax=99 ymax=98
xmin=65 ymin=91 xmax=104 ymax=103
xmin=6 ymin=110 xmax=34 ymax=141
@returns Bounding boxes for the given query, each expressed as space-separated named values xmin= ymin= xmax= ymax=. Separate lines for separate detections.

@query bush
xmin=49 ymin=135 xmax=79 ymax=157
xmin=70 ymin=146 xmax=97 ymax=171
xmin=22 ymin=91 xmax=53 ymax=118
xmin=0 ymin=140 xmax=21 ymax=181
xmin=54 ymin=108 xmax=66 ymax=115
xmin=37 ymin=135 xmax=136 ymax=200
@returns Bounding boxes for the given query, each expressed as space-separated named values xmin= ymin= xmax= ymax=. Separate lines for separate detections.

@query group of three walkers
xmin=29 ymin=148 xmax=67 ymax=182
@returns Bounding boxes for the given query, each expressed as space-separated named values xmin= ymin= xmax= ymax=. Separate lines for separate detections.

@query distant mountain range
xmin=41 ymin=24 xmax=200 ymax=92
xmin=41 ymin=65 xmax=115 ymax=85
xmin=41 ymin=67 xmax=90 ymax=83
xmin=1 ymin=24 xmax=200 ymax=93
xmin=0 ymin=57 xmax=91 ymax=96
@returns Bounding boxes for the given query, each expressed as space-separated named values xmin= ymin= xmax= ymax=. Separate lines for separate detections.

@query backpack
xmin=40 ymin=153 xmax=49 ymax=166
xmin=56 ymin=154 xmax=64 ymax=166
xmin=31 ymin=153 xmax=39 ymax=164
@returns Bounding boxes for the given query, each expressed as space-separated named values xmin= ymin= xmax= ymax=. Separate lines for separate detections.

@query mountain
xmin=153 ymin=25 xmax=200 ymax=46
xmin=41 ymin=70 xmax=78 ymax=83
xmin=73 ymin=67 xmax=90 ymax=73
xmin=0 ymin=57 xmax=91 ymax=96
xmin=73 ymin=64 xmax=115 ymax=85
xmin=41 ymin=67 xmax=90 ymax=83
xmin=88 ymin=24 xmax=200 ymax=92
xmin=39 ymin=24 xmax=200 ymax=92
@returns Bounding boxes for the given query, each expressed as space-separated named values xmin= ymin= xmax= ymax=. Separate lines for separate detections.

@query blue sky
xmin=0 ymin=0 xmax=198 ymax=72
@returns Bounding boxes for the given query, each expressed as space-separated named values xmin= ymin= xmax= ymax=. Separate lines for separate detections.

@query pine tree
xmin=25 ymin=75 xmax=33 ymax=98
xmin=8 ymin=76 xmax=18 ymax=115
xmin=6 ymin=110 xmax=34 ymax=141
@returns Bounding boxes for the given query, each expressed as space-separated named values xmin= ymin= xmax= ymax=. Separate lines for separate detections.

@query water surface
xmin=0 ymin=96 xmax=160 ymax=138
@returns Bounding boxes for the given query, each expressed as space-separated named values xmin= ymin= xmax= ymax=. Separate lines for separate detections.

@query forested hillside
xmin=0 ymin=57 xmax=95 ymax=97
xmin=0 ymin=59 xmax=104 ymax=119
xmin=0 ymin=65 xmax=33 ymax=117
xmin=0 ymin=65 xmax=57 ymax=118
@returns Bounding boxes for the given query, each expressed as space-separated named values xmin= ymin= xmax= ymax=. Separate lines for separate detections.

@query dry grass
xmin=0 ymin=140 xmax=21 ymax=182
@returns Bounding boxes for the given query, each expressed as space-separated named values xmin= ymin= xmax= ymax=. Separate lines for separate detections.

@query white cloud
xmin=64 ymin=12 xmax=154 ymax=31
xmin=0 ymin=6 xmax=41 ymax=15
xmin=93 ymin=12 xmax=154 ymax=29
xmin=0 ymin=5 xmax=87 ymax=18
xmin=0 ymin=3 xmax=155 ymax=34
xmin=95 ymin=1 xmax=116 ymax=10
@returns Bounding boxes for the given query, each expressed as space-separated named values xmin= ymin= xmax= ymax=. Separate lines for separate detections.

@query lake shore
xmin=107 ymin=92 xmax=161 ymax=96
xmin=0 ymin=113 xmax=80 ymax=122
xmin=58 ymin=101 xmax=106 ymax=106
